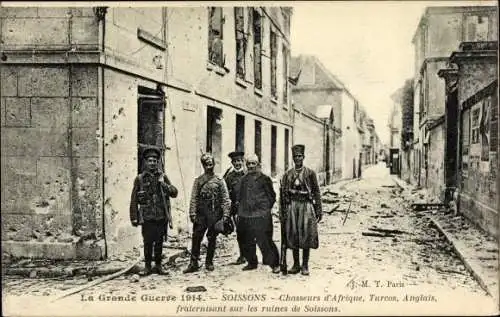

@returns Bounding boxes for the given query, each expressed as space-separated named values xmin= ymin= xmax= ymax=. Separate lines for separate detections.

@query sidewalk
xmin=392 ymin=175 xmax=499 ymax=300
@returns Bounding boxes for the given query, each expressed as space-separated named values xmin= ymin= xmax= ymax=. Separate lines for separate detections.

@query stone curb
xmin=3 ymin=249 xmax=188 ymax=279
xmin=428 ymin=216 xmax=492 ymax=296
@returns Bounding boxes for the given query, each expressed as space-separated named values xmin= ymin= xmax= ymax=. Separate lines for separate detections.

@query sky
xmin=290 ymin=0 xmax=496 ymax=145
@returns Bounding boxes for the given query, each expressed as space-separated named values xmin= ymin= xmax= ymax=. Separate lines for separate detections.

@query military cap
xmin=228 ymin=151 xmax=245 ymax=159
xmin=200 ymin=152 xmax=214 ymax=164
xmin=291 ymin=144 xmax=305 ymax=155
xmin=143 ymin=147 xmax=161 ymax=159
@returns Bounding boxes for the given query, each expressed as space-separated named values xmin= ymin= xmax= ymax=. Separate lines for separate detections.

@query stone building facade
xmin=1 ymin=6 xmax=294 ymax=259
xmin=439 ymin=41 xmax=498 ymax=237
xmin=410 ymin=5 xmax=497 ymax=193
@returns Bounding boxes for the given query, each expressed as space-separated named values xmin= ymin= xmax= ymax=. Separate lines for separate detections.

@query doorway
xmin=137 ymin=86 xmax=165 ymax=173
xmin=206 ymin=106 xmax=223 ymax=173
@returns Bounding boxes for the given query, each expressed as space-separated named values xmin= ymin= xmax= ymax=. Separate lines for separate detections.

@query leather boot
xmin=301 ymin=249 xmax=310 ymax=276
xmin=140 ymin=262 xmax=152 ymax=276
xmin=205 ymin=239 xmax=216 ymax=271
xmin=288 ymin=249 xmax=301 ymax=274
xmin=183 ymin=259 xmax=200 ymax=274
xmin=153 ymin=261 xmax=165 ymax=275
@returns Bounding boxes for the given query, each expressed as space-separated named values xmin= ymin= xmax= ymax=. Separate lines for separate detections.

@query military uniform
xmin=184 ymin=164 xmax=231 ymax=273
xmin=129 ymin=148 xmax=178 ymax=274
xmin=223 ymin=151 xmax=247 ymax=264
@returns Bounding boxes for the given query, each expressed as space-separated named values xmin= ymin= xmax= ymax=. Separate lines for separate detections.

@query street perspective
xmin=1 ymin=1 xmax=499 ymax=316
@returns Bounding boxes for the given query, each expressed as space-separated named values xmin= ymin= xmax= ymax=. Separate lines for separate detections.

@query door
xmin=137 ymin=92 xmax=165 ymax=173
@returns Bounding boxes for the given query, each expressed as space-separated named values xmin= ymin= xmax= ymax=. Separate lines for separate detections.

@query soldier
xmin=183 ymin=153 xmax=231 ymax=273
xmin=236 ymin=154 xmax=280 ymax=274
xmin=223 ymin=151 xmax=247 ymax=265
xmin=280 ymin=145 xmax=322 ymax=276
xmin=130 ymin=147 xmax=178 ymax=276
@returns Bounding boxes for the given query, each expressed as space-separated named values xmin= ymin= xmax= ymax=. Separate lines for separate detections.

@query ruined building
xmin=410 ymin=5 xmax=497 ymax=199
xmin=1 ymin=6 xmax=294 ymax=259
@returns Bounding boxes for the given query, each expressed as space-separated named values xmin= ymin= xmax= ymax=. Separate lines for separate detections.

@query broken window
xmin=235 ymin=7 xmax=246 ymax=80
xmin=208 ymin=7 xmax=224 ymax=67
xmin=284 ymin=128 xmax=289 ymax=171
xmin=137 ymin=86 xmax=165 ymax=173
xmin=235 ymin=114 xmax=245 ymax=152
xmin=282 ymin=45 xmax=289 ymax=105
xmin=270 ymin=29 xmax=277 ymax=99
xmin=271 ymin=125 xmax=277 ymax=177
xmin=207 ymin=106 xmax=223 ymax=172
xmin=253 ymin=8 xmax=262 ymax=90
xmin=254 ymin=120 xmax=262 ymax=161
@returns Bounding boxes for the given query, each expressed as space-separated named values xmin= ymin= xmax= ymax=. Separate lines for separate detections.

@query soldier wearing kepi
xmin=130 ymin=147 xmax=178 ymax=276
xmin=223 ymin=151 xmax=247 ymax=265
xmin=183 ymin=153 xmax=231 ymax=273
xmin=280 ymin=144 xmax=322 ymax=276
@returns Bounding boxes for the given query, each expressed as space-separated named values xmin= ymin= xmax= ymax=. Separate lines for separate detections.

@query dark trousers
xmin=190 ymin=221 xmax=218 ymax=264
xmin=142 ymin=220 xmax=167 ymax=265
xmin=239 ymin=215 xmax=279 ymax=267
xmin=233 ymin=216 xmax=245 ymax=257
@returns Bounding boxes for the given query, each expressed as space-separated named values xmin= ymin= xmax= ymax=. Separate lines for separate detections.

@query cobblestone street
xmin=3 ymin=163 xmax=497 ymax=316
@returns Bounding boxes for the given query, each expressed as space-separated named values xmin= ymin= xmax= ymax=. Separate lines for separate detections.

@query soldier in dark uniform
xmin=223 ymin=151 xmax=247 ymax=265
xmin=280 ymin=144 xmax=322 ymax=276
xmin=183 ymin=153 xmax=231 ymax=273
xmin=130 ymin=147 xmax=178 ymax=275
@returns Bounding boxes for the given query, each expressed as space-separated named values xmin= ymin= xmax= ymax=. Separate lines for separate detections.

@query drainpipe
xmin=95 ymin=6 xmax=108 ymax=259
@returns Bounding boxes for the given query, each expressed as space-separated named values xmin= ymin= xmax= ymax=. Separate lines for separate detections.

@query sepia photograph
xmin=1 ymin=1 xmax=499 ymax=316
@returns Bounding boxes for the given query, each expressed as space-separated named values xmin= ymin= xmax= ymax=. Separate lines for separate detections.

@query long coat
xmin=280 ymin=166 xmax=322 ymax=249
xmin=237 ymin=171 xmax=276 ymax=218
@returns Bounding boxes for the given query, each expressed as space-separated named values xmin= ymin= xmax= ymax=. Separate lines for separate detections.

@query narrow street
xmin=3 ymin=163 xmax=497 ymax=316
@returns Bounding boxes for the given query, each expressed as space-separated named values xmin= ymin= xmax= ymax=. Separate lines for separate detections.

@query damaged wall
xmin=1 ymin=64 xmax=103 ymax=259
xmin=427 ymin=122 xmax=446 ymax=200
xmin=455 ymin=49 xmax=498 ymax=237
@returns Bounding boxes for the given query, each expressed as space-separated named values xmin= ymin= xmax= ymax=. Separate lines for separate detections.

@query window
xmin=253 ymin=9 xmax=262 ymax=90
xmin=208 ymin=7 xmax=224 ymax=67
xmin=270 ymin=29 xmax=277 ymax=99
xmin=271 ymin=125 xmax=277 ymax=177
xmin=254 ymin=120 xmax=262 ymax=161
xmin=284 ymin=128 xmax=289 ymax=171
xmin=282 ymin=45 xmax=289 ymax=105
xmin=471 ymin=107 xmax=480 ymax=144
xmin=235 ymin=114 xmax=245 ymax=152
xmin=465 ymin=15 xmax=489 ymax=41
xmin=234 ymin=7 xmax=246 ymax=80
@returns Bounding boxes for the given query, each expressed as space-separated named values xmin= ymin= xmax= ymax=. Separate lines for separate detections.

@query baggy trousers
xmin=238 ymin=215 xmax=279 ymax=267
xmin=190 ymin=221 xmax=218 ymax=264
xmin=142 ymin=220 xmax=167 ymax=264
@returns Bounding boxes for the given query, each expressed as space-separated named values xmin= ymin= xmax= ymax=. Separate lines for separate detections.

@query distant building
xmin=291 ymin=54 xmax=376 ymax=180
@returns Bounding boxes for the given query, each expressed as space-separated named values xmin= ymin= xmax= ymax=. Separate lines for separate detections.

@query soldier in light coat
xmin=183 ymin=153 xmax=231 ymax=273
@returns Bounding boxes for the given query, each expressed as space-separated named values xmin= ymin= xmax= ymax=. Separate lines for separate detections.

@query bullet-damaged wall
xmin=1 ymin=64 xmax=103 ymax=259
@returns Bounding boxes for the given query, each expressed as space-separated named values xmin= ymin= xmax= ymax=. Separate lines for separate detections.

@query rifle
xmin=279 ymin=179 xmax=288 ymax=275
